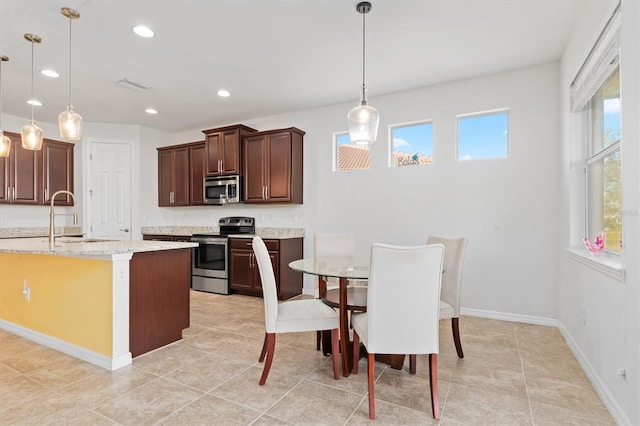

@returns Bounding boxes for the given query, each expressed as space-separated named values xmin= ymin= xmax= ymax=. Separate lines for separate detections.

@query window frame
xmin=455 ymin=108 xmax=511 ymax=161
xmin=388 ymin=119 xmax=434 ymax=168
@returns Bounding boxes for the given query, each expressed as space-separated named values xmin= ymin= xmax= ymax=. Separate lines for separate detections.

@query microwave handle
xmin=225 ymin=183 xmax=231 ymax=202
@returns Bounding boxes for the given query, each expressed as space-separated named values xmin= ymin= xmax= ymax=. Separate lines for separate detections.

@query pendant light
xmin=0 ymin=55 xmax=11 ymax=158
xmin=58 ymin=7 xmax=82 ymax=141
xmin=21 ymin=33 xmax=44 ymax=151
xmin=347 ymin=1 xmax=379 ymax=146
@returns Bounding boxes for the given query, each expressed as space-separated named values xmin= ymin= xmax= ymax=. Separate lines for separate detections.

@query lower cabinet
xmin=229 ymin=237 xmax=303 ymax=300
xmin=129 ymin=248 xmax=191 ymax=357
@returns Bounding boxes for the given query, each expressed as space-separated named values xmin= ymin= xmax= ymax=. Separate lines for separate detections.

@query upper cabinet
xmin=0 ymin=132 xmax=74 ymax=206
xmin=202 ymin=124 xmax=257 ymax=177
xmin=157 ymin=145 xmax=190 ymax=207
xmin=41 ymin=139 xmax=74 ymax=205
xmin=242 ymin=127 xmax=304 ymax=204
xmin=188 ymin=142 xmax=206 ymax=205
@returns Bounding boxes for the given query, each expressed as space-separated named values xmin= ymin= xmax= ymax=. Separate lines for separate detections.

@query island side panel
xmin=129 ymin=248 xmax=191 ymax=357
xmin=0 ymin=253 xmax=113 ymax=356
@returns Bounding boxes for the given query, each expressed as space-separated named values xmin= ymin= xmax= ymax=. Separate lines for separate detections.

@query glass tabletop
xmin=288 ymin=257 xmax=369 ymax=280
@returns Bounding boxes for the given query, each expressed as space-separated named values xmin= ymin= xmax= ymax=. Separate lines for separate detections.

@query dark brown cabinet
xmin=189 ymin=142 xmax=206 ymax=205
xmin=202 ymin=124 xmax=256 ymax=177
xmin=0 ymin=133 xmax=75 ymax=206
xmin=229 ymin=237 xmax=303 ymax=300
xmin=157 ymin=145 xmax=189 ymax=206
xmin=0 ymin=132 xmax=40 ymax=205
xmin=242 ymin=127 xmax=304 ymax=204
xmin=41 ymin=139 xmax=74 ymax=205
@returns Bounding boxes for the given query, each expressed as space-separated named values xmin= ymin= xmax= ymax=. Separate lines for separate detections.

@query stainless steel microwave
xmin=203 ymin=175 xmax=242 ymax=205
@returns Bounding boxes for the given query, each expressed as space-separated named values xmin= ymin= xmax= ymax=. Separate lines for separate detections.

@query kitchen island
xmin=0 ymin=237 xmax=196 ymax=370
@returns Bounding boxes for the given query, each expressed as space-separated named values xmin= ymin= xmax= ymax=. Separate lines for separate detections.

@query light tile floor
xmin=0 ymin=290 xmax=615 ymax=425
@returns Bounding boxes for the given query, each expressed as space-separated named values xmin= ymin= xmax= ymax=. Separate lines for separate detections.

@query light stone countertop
xmin=0 ymin=227 xmax=83 ymax=239
xmin=0 ymin=237 xmax=196 ymax=257
xmin=141 ymin=226 xmax=305 ymax=239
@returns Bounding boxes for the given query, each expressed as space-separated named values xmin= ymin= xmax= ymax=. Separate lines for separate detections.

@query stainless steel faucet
xmin=49 ymin=190 xmax=78 ymax=249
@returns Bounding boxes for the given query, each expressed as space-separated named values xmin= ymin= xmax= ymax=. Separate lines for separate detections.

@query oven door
xmin=192 ymin=236 xmax=228 ymax=279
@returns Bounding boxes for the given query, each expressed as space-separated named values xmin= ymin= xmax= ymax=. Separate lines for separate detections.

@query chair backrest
xmin=314 ymin=233 xmax=354 ymax=258
xmin=365 ymin=243 xmax=445 ymax=355
xmin=252 ymin=236 xmax=278 ymax=333
xmin=426 ymin=236 xmax=468 ymax=316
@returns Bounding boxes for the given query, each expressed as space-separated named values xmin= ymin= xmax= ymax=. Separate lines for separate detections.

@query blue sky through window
xmin=457 ymin=111 xmax=509 ymax=160
xmin=392 ymin=122 xmax=433 ymax=156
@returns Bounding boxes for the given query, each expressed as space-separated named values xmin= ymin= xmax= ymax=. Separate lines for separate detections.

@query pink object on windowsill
xmin=583 ymin=230 xmax=606 ymax=254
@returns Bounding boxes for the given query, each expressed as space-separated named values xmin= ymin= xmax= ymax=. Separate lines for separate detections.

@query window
xmin=585 ymin=68 xmax=621 ymax=252
xmin=334 ymin=132 xmax=370 ymax=171
xmin=389 ymin=121 xmax=433 ymax=167
xmin=457 ymin=110 xmax=509 ymax=161
xmin=571 ymin=6 xmax=621 ymax=253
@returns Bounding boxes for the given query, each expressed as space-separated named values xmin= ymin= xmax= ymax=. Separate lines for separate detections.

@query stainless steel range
xmin=191 ymin=216 xmax=255 ymax=294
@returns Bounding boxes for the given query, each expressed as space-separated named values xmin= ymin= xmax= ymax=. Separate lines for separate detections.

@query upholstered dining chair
xmin=314 ymin=232 xmax=367 ymax=351
xmin=427 ymin=236 xmax=468 ymax=358
xmin=351 ymin=243 xmax=445 ymax=420
xmin=252 ymin=236 xmax=340 ymax=385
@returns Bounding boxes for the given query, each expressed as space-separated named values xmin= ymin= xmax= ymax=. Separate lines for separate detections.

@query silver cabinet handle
xmin=12 ymin=187 xmax=15 ymax=202
xmin=44 ymin=188 xmax=48 ymax=201
xmin=217 ymin=159 xmax=222 ymax=173
xmin=120 ymin=228 xmax=130 ymax=232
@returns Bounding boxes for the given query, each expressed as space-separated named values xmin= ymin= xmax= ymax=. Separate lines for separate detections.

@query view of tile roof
xmin=337 ymin=144 xmax=432 ymax=170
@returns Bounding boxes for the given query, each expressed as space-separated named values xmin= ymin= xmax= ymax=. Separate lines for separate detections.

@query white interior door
xmin=90 ymin=142 xmax=132 ymax=240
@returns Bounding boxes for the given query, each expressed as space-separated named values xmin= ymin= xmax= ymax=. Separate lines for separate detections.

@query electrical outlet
xmin=22 ymin=279 xmax=30 ymax=302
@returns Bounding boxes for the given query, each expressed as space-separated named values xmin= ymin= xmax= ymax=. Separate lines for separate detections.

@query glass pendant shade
xmin=21 ymin=119 xmax=44 ymax=150
xmin=347 ymin=102 xmax=379 ymax=146
xmin=59 ymin=105 xmax=83 ymax=141
xmin=0 ymin=131 xmax=10 ymax=157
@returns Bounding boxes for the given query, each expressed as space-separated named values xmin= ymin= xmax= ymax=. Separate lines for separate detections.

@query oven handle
xmin=191 ymin=237 xmax=227 ymax=244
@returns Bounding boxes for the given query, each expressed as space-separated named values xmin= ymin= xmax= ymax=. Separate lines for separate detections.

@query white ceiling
xmin=0 ymin=0 xmax=581 ymax=134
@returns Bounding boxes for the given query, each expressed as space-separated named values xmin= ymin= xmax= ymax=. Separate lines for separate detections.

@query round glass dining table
xmin=289 ymin=257 xmax=369 ymax=376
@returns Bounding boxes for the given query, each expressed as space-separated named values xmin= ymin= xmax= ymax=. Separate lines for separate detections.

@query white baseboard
xmin=556 ymin=322 xmax=630 ymax=426
xmin=461 ymin=308 xmax=629 ymax=426
xmin=0 ymin=320 xmax=132 ymax=371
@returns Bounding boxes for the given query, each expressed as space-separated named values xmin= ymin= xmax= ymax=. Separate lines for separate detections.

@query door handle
xmin=120 ymin=228 xmax=130 ymax=233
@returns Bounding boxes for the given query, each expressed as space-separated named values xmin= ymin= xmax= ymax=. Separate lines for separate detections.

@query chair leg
xmin=452 ymin=317 xmax=464 ymax=358
xmin=409 ymin=354 xmax=417 ymax=374
xmin=316 ymin=331 xmax=321 ymax=351
xmin=259 ymin=333 xmax=268 ymax=362
xmin=429 ymin=353 xmax=440 ymax=420
xmin=352 ymin=331 xmax=360 ymax=375
xmin=259 ymin=333 xmax=276 ymax=385
xmin=367 ymin=353 xmax=376 ymax=420
xmin=331 ymin=328 xmax=340 ymax=380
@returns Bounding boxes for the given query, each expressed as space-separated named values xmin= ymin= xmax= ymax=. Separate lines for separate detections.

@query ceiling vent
xmin=117 ymin=78 xmax=152 ymax=92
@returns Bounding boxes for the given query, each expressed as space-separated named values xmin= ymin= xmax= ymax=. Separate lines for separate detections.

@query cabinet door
xmin=0 ymin=152 xmax=8 ymax=203
xmin=229 ymin=249 xmax=254 ymax=291
xmin=158 ymin=149 xmax=174 ymax=206
xmin=221 ymin=129 xmax=241 ymax=175
xmin=173 ymin=147 xmax=190 ymax=206
xmin=42 ymin=140 xmax=74 ymax=205
xmin=265 ymin=132 xmax=292 ymax=202
xmin=205 ymin=132 xmax=222 ymax=176
xmin=243 ymin=135 xmax=267 ymax=203
xmin=189 ymin=143 xmax=205 ymax=205
xmin=11 ymin=138 xmax=39 ymax=204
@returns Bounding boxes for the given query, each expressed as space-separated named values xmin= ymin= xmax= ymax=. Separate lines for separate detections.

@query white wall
xmin=559 ymin=0 xmax=639 ymax=424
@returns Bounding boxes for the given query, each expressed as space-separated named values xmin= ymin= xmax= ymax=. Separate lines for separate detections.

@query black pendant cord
xmin=30 ymin=41 xmax=34 ymax=121
xmin=68 ymin=16 xmax=72 ymax=107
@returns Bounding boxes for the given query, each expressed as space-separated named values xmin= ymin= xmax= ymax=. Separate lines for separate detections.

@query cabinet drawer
xmin=230 ymin=238 xmax=278 ymax=251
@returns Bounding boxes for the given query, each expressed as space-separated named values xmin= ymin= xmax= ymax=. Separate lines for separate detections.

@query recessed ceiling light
xmin=132 ymin=25 xmax=155 ymax=38
xmin=217 ymin=89 xmax=231 ymax=97
xmin=145 ymin=108 xmax=158 ymax=114
xmin=27 ymin=99 xmax=42 ymax=106
xmin=40 ymin=69 xmax=59 ymax=78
